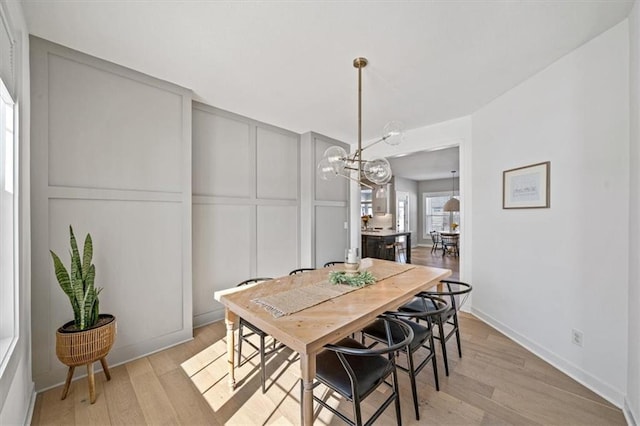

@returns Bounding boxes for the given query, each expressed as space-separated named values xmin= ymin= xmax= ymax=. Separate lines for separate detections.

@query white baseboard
xmin=471 ymin=306 xmax=625 ymax=409
xmin=193 ymin=309 xmax=224 ymax=328
xmin=24 ymin=382 xmax=36 ymax=426
xmin=625 ymin=398 xmax=638 ymax=426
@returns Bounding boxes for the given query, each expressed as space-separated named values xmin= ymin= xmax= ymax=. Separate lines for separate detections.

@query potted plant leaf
xmin=50 ymin=225 xmax=116 ymax=404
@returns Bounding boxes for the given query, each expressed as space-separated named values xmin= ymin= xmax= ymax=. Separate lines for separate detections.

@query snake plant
xmin=50 ymin=225 xmax=102 ymax=330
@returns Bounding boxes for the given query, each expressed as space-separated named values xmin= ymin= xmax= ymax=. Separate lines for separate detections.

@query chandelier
xmin=317 ymin=57 xmax=404 ymax=189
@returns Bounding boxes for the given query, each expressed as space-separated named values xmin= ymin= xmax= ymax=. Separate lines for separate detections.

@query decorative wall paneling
xmin=300 ymin=132 xmax=350 ymax=268
xmin=30 ymin=36 xmax=193 ymax=390
xmin=192 ymin=103 xmax=300 ymax=327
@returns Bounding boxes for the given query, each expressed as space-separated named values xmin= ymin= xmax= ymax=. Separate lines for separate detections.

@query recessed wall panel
xmin=193 ymin=204 xmax=252 ymax=323
xmin=257 ymin=127 xmax=299 ymax=200
xmin=193 ymin=108 xmax=251 ymax=197
xmin=256 ymin=205 xmax=298 ymax=277
xmin=31 ymin=36 xmax=192 ymax=390
xmin=47 ymin=54 xmax=183 ymax=192
xmin=45 ymin=199 xmax=183 ymax=359
xmin=315 ymin=206 xmax=348 ymax=267
xmin=314 ymin=136 xmax=349 ymax=202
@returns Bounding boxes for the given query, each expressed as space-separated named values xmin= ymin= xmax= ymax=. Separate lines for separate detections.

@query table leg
xmin=406 ymin=233 xmax=412 ymax=264
xmin=300 ymin=353 xmax=316 ymax=426
xmin=225 ymin=308 xmax=238 ymax=389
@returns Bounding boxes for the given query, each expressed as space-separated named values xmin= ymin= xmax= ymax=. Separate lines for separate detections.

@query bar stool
xmin=394 ymin=241 xmax=406 ymax=263
xmin=377 ymin=240 xmax=395 ymax=260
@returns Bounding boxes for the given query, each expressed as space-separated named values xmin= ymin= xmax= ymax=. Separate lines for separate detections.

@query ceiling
xmin=22 ymin=1 xmax=633 ymax=146
xmin=389 ymin=147 xmax=459 ymax=181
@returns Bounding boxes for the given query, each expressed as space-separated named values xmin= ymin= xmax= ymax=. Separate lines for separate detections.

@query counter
xmin=361 ymin=230 xmax=412 ymax=263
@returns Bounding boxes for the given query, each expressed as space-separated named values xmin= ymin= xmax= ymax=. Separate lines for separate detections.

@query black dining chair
xmin=236 ymin=277 xmax=282 ymax=393
xmin=441 ymin=234 xmax=459 ymax=257
xmin=312 ymin=315 xmax=414 ymax=426
xmin=323 ymin=261 xmax=344 ymax=267
xmin=429 ymin=231 xmax=442 ymax=253
xmin=400 ymin=280 xmax=472 ymax=376
xmin=361 ymin=295 xmax=449 ymax=420
xmin=289 ymin=268 xmax=316 ymax=275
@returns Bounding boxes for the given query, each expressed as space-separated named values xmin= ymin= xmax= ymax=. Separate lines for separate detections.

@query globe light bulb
xmin=317 ymin=158 xmax=338 ymax=181
xmin=323 ymin=146 xmax=348 ymax=174
xmin=363 ymin=157 xmax=392 ymax=185
xmin=382 ymin=121 xmax=405 ymax=146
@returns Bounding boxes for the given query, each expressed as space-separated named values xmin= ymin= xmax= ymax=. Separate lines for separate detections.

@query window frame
xmin=422 ymin=191 xmax=460 ymax=239
xmin=0 ymin=77 xmax=18 ymax=378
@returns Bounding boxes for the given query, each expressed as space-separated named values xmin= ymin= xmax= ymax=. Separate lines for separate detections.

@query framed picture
xmin=502 ymin=161 xmax=550 ymax=209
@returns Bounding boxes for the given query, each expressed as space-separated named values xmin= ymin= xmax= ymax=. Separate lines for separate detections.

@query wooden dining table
xmin=214 ymin=258 xmax=451 ymax=425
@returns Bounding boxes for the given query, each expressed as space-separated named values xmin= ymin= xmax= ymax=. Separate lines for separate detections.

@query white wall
xmin=472 ymin=21 xmax=629 ymax=405
xmin=627 ymin=1 xmax=640 ymax=424
xmin=30 ymin=37 xmax=193 ymax=391
xmin=0 ymin=2 xmax=33 ymax=424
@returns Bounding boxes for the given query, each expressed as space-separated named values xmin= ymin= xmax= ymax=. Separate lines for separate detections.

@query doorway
xmin=396 ymin=191 xmax=409 ymax=232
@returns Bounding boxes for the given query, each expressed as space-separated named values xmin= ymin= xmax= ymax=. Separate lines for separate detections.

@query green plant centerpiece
xmin=329 ymin=270 xmax=376 ymax=287
xmin=50 ymin=226 xmax=102 ymax=330
xmin=50 ymin=225 xmax=116 ymax=404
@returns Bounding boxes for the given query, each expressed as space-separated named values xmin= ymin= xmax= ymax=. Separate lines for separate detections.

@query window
xmin=423 ymin=192 xmax=459 ymax=237
xmin=0 ymin=78 xmax=17 ymax=374
xmin=361 ymin=188 xmax=372 ymax=216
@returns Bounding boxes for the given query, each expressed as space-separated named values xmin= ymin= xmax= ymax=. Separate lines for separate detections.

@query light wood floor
xmin=412 ymin=245 xmax=460 ymax=280
xmin=32 ymin=312 xmax=624 ymax=425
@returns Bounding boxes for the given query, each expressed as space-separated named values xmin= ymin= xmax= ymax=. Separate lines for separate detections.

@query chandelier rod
xmin=354 ymin=57 xmax=367 ymax=186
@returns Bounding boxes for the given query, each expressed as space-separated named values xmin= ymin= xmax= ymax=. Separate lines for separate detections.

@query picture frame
xmin=502 ymin=161 xmax=550 ymax=209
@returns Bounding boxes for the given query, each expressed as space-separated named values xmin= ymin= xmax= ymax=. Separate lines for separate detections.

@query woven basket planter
xmin=56 ymin=314 xmax=116 ymax=365
xmin=55 ymin=314 xmax=116 ymax=403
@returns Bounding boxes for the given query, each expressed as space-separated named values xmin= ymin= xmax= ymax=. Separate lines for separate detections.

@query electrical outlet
xmin=571 ymin=329 xmax=584 ymax=347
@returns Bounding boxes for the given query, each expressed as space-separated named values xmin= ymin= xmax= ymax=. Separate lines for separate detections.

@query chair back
xmin=324 ymin=315 xmax=414 ymax=356
xmin=424 ymin=280 xmax=472 ymax=312
xmin=323 ymin=261 xmax=344 ymax=267
xmin=393 ymin=295 xmax=449 ymax=326
xmin=237 ymin=277 xmax=273 ymax=287
xmin=441 ymin=234 xmax=459 ymax=245
xmin=429 ymin=231 xmax=441 ymax=244
xmin=289 ymin=268 xmax=316 ymax=275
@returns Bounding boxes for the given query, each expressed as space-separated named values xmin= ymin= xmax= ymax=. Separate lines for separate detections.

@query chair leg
xmin=430 ymin=334 xmax=440 ymax=391
xmin=237 ymin=323 xmax=244 ymax=368
xmin=260 ymin=335 xmax=267 ymax=393
xmin=407 ymin=351 xmax=420 ymax=420
xmin=353 ymin=395 xmax=364 ymax=426
xmin=453 ymin=314 xmax=462 ymax=358
xmin=61 ymin=366 xmax=75 ymax=400
xmin=438 ymin=320 xmax=450 ymax=376
xmin=391 ymin=368 xmax=402 ymax=426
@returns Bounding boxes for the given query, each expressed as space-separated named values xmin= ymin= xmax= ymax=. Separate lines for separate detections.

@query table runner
xmin=252 ymin=261 xmax=416 ymax=318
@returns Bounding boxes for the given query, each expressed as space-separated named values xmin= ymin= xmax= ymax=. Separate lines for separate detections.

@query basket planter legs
xmin=56 ymin=314 xmax=116 ymax=404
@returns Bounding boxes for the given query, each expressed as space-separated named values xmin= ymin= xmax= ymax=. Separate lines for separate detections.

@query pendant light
xmin=317 ymin=57 xmax=405 ymax=188
xmin=443 ymin=170 xmax=459 ymax=212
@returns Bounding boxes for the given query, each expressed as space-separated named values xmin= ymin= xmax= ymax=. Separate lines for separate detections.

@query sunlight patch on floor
xmin=180 ymin=332 xmax=343 ymax=425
